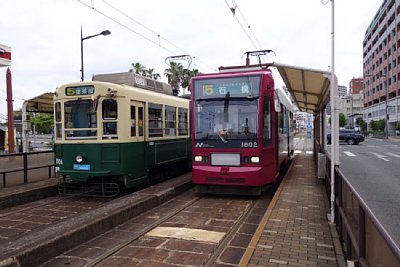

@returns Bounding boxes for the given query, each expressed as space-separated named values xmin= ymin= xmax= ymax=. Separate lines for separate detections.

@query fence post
xmin=359 ymin=207 xmax=366 ymax=260
xmin=23 ymin=152 xmax=28 ymax=183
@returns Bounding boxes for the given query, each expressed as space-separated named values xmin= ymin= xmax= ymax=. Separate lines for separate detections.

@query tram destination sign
xmin=66 ymin=85 xmax=95 ymax=96
xmin=194 ymin=76 xmax=260 ymax=99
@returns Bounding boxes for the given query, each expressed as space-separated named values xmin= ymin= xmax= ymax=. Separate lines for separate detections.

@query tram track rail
xmin=82 ymin=195 xmax=203 ymax=267
xmin=41 ymin=186 xmax=274 ymax=267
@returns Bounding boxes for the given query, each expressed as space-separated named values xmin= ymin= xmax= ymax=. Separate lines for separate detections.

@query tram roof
xmin=273 ymin=62 xmax=332 ymax=115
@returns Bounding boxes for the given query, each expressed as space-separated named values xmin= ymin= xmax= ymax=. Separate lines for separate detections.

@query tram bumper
xmin=192 ymin=165 xmax=273 ymax=186
xmin=56 ymin=170 xmax=112 ymax=182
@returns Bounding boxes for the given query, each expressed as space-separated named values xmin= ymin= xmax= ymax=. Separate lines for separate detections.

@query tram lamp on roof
xmin=80 ymin=27 xmax=111 ymax=82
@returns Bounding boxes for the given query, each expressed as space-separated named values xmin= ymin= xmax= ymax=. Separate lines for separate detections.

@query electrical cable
xmin=235 ymin=3 xmax=263 ymax=50
xmin=79 ymin=0 xmax=217 ymax=72
xmin=224 ymin=0 xmax=259 ymax=50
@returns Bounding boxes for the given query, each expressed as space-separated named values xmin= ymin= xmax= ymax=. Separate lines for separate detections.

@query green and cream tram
xmin=54 ymin=81 xmax=191 ymax=196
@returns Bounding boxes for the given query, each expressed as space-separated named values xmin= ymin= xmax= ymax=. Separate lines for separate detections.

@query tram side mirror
xmin=274 ymin=91 xmax=281 ymax=112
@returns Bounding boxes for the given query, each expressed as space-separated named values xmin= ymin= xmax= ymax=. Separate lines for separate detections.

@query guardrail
xmin=0 ymin=150 xmax=55 ymax=187
xmin=325 ymin=155 xmax=400 ymax=267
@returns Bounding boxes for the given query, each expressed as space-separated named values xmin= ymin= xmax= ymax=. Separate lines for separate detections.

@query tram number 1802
xmin=241 ymin=141 xmax=258 ymax=148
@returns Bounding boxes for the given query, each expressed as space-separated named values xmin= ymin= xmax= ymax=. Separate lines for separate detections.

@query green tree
xmin=377 ymin=119 xmax=386 ymax=131
xmin=164 ymin=63 xmax=200 ymax=95
xmin=369 ymin=120 xmax=377 ymax=131
xmin=130 ymin=62 xmax=146 ymax=75
xmin=164 ymin=62 xmax=184 ymax=96
xmin=339 ymin=112 xmax=347 ymax=128
xmin=145 ymin=68 xmax=161 ymax=80
xmin=30 ymin=113 xmax=54 ymax=134
xmin=359 ymin=119 xmax=367 ymax=134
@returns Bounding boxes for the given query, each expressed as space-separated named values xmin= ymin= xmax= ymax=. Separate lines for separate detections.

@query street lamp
xmin=80 ymin=26 xmax=111 ymax=81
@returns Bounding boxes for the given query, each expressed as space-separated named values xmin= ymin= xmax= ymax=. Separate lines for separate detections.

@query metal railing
xmin=325 ymin=155 xmax=400 ymax=266
xmin=0 ymin=150 xmax=55 ymax=187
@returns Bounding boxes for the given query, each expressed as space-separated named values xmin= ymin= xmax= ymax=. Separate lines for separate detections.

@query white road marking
xmin=306 ymin=151 xmax=313 ymax=154
xmin=343 ymin=151 xmax=356 ymax=157
xmin=370 ymin=152 xmax=390 ymax=162
xmin=386 ymin=152 xmax=400 ymax=158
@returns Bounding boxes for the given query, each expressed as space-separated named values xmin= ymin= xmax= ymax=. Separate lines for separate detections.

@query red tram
xmin=190 ymin=64 xmax=295 ymax=195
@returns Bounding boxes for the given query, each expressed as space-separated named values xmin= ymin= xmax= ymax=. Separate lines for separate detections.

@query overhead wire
xmin=234 ymin=3 xmax=263 ymax=50
xmin=79 ymin=0 xmax=217 ymax=72
xmin=224 ymin=0 xmax=263 ymax=51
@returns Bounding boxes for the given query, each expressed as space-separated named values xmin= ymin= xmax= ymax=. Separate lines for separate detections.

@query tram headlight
xmin=194 ymin=155 xmax=208 ymax=163
xmin=244 ymin=156 xmax=260 ymax=164
xmin=250 ymin=156 xmax=260 ymax=163
xmin=75 ymin=154 xmax=85 ymax=163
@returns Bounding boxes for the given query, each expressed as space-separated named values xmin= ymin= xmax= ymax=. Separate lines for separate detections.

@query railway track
xmin=41 ymin=188 xmax=274 ymax=266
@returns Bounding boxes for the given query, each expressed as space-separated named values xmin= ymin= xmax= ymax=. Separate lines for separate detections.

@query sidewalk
xmin=240 ymin=151 xmax=346 ymax=267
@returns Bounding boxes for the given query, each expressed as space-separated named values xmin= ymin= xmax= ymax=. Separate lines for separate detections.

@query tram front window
xmin=64 ymin=100 xmax=97 ymax=138
xmin=194 ymin=99 xmax=258 ymax=142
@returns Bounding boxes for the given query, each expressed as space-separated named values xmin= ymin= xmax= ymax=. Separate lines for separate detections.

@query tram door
xmin=130 ymin=101 xmax=145 ymax=142
xmin=129 ymin=101 xmax=146 ymax=181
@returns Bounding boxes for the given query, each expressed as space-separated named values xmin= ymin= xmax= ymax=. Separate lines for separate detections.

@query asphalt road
xmin=328 ymin=137 xmax=400 ymax=245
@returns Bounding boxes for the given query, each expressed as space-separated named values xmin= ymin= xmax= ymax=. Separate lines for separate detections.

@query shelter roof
xmin=273 ymin=62 xmax=332 ymax=114
xmin=24 ymin=92 xmax=54 ymax=113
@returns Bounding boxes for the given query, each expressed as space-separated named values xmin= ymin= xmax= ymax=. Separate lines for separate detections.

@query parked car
xmin=327 ymin=129 xmax=365 ymax=145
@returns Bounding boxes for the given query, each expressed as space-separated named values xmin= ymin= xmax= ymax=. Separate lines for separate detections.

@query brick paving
xmin=240 ymin=151 xmax=345 ymax=267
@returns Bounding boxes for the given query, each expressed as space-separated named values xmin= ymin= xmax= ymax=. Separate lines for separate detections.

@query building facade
xmin=338 ymin=85 xmax=347 ymax=97
xmin=363 ymin=0 xmax=400 ymax=135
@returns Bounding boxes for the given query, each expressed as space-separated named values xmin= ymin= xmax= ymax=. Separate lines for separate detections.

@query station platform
xmin=240 ymin=149 xmax=346 ymax=267
xmin=0 ymin=177 xmax=58 ymax=209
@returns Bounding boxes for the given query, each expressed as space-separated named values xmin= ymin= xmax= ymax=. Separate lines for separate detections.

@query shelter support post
xmin=22 ymin=101 xmax=29 ymax=152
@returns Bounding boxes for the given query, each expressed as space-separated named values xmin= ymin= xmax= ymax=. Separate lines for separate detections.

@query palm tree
xmin=181 ymin=69 xmax=200 ymax=92
xmin=130 ymin=62 xmax=146 ymax=75
xmin=164 ymin=62 xmax=184 ymax=96
xmin=146 ymin=68 xmax=161 ymax=80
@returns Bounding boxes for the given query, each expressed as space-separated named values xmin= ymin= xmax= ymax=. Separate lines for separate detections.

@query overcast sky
xmin=0 ymin=0 xmax=383 ymax=119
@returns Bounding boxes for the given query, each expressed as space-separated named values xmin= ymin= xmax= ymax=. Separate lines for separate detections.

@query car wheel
xmin=347 ymin=138 xmax=355 ymax=145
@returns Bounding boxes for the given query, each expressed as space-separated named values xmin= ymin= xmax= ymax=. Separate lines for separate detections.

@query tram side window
xmin=102 ymin=99 xmax=118 ymax=138
xmin=55 ymin=102 xmax=62 ymax=140
xmin=178 ymin=107 xmax=188 ymax=136
xmin=278 ymin=104 xmax=283 ymax=134
xmin=165 ymin=106 xmax=176 ymax=136
xmin=130 ymin=105 xmax=136 ymax=137
xmin=148 ymin=103 xmax=163 ymax=137
xmin=263 ymin=96 xmax=271 ymax=144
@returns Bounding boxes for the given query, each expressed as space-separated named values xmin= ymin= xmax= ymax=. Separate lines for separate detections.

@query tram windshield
xmin=64 ymin=99 xmax=97 ymax=138
xmin=194 ymin=99 xmax=258 ymax=142
xmin=193 ymin=76 xmax=261 ymax=143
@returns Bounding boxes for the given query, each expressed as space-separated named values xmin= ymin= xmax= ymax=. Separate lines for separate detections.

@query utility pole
xmin=6 ymin=67 xmax=15 ymax=153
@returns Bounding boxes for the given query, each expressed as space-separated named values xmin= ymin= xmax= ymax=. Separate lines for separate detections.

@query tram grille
xmin=225 ymin=178 xmax=245 ymax=184
xmin=206 ymin=177 xmax=245 ymax=184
